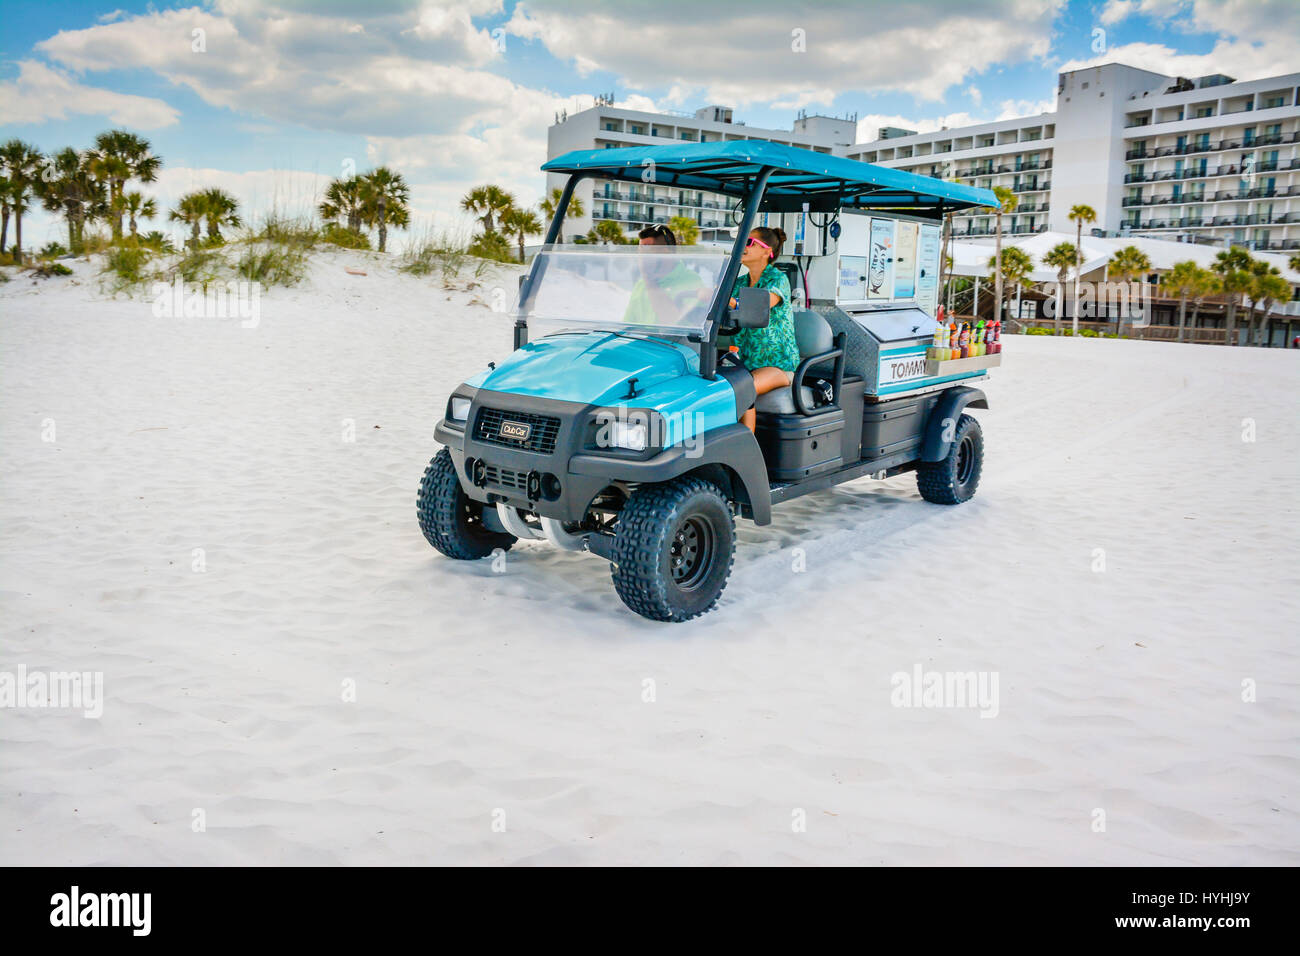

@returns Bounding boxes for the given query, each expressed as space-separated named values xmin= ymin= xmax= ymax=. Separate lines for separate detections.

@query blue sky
xmin=1 ymin=0 xmax=1295 ymax=247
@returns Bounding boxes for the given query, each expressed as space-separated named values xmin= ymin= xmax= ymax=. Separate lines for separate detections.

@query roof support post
xmin=700 ymin=166 xmax=774 ymax=380
xmin=515 ymin=173 xmax=587 ymax=348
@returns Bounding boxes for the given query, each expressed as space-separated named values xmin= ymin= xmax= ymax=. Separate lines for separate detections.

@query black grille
xmin=474 ymin=407 xmax=561 ymax=454
xmin=482 ymin=464 xmax=529 ymax=492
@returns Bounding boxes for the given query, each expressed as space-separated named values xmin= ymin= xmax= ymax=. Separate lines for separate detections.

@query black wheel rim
xmin=669 ymin=516 xmax=715 ymax=590
xmin=956 ymin=436 xmax=975 ymax=484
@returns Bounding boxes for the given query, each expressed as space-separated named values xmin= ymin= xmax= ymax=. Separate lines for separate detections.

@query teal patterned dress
xmin=731 ymin=264 xmax=800 ymax=373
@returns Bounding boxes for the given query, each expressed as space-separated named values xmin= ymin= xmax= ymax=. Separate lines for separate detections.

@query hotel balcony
xmin=1122 ymin=184 xmax=1300 ymax=207
xmin=1124 ymin=130 xmax=1300 ymax=160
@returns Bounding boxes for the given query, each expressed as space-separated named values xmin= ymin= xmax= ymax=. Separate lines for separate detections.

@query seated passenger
xmin=728 ymin=226 xmax=799 ymax=432
xmin=623 ymin=225 xmax=707 ymax=326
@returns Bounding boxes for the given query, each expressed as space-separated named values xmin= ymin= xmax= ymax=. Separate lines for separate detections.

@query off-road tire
xmin=610 ymin=476 xmax=736 ymax=622
xmin=417 ymin=448 xmax=516 ymax=559
xmin=917 ymin=413 xmax=983 ymax=505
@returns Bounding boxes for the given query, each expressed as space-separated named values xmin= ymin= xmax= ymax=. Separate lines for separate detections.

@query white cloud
xmin=0 ymin=60 xmax=180 ymax=128
xmin=506 ymin=0 xmax=1066 ymax=105
xmin=967 ymin=85 xmax=984 ymax=106
xmin=1058 ymin=37 xmax=1296 ymax=85
xmin=1084 ymin=0 xmax=1300 ymax=81
xmin=1099 ymin=0 xmax=1140 ymax=25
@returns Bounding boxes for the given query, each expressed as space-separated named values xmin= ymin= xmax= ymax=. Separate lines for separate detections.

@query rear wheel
xmin=611 ymin=477 xmax=735 ymax=622
xmin=417 ymin=448 xmax=516 ymax=559
xmin=917 ymin=414 xmax=983 ymax=505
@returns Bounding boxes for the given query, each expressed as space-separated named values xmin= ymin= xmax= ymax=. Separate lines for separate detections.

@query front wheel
xmin=916 ymin=414 xmax=983 ymax=505
xmin=610 ymin=477 xmax=735 ymax=622
xmin=417 ymin=448 xmax=516 ymax=559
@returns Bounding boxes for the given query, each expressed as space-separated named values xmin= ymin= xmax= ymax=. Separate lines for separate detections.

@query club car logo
xmin=881 ymin=354 xmax=927 ymax=383
xmin=499 ymin=420 xmax=532 ymax=442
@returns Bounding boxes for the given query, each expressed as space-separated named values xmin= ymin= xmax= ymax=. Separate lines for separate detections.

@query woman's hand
xmin=729 ymin=297 xmax=737 ymax=309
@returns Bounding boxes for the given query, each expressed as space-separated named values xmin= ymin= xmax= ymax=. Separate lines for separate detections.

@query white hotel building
xmin=546 ymin=64 xmax=1300 ymax=254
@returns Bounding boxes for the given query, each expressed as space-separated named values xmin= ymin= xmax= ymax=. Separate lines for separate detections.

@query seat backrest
xmin=792 ymin=310 xmax=833 ymax=358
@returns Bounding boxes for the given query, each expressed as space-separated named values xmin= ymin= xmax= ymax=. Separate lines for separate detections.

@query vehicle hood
xmin=473 ymin=331 xmax=697 ymax=406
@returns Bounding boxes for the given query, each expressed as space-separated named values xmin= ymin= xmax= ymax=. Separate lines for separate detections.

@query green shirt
xmin=731 ymin=264 xmax=800 ymax=373
xmin=623 ymin=263 xmax=706 ymax=327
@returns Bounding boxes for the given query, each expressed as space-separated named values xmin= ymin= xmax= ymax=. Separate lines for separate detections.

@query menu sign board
xmin=868 ymin=218 xmax=896 ymax=299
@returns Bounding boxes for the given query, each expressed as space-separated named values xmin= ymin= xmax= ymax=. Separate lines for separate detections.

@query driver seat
xmin=754 ymin=311 xmax=836 ymax=415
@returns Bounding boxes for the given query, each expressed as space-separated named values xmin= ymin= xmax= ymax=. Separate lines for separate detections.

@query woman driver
xmin=728 ymin=226 xmax=799 ymax=432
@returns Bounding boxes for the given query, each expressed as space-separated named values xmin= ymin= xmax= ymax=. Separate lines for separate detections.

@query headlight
xmin=449 ymin=396 xmax=471 ymax=421
xmin=608 ymin=421 xmax=648 ymax=451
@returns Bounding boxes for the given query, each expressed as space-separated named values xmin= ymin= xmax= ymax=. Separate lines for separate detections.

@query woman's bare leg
xmin=742 ymin=366 xmax=794 ymax=432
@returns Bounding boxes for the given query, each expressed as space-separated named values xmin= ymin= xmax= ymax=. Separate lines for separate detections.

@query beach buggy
xmin=418 ymin=141 xmax=1001 ymax=621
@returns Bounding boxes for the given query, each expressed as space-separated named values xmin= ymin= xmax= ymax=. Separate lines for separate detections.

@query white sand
xmin=2 ymin=251 xmax=1297 ymax=865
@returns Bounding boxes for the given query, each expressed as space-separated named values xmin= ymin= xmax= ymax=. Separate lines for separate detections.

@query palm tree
xmin=90 ymin=129 xmax=161 ymax=241
xmin=668 ymin=215 xmax=700 ymax=246
xmin=587 ymin=219 xmax=628 ymax=245
xmin=460 ymin=184 xmax=514 ymax=236
xmin=1041 ymin=241 xmax=1077 ymax=334
xmin=123 ymin=192 xmax=157 ymax=238
xmin=0 ymin=176 xmax=12 ymax=258
xmin=1165 ymin=260 xmax=1200 ymax=344
xmin=1290 ymin=252 xmax=1300 ymax=274
xmin=1244 ymin=262 xmax=1286 ymax=346
xmin=199 ymin=188 xmax=241 ymax=242
xmin=986 ymin=246 xmax=1032 ymax=323
xmin=1211 ymin=247 xmax=1254 ymax=345
xmin=1067 ymin=204 xmax=1097 ymax=334
xmin=500 ymin=205 xmax=542 ymax=263
xmin=1106 ymin=245 xmax=1152 ymax=335
xmin=1188 ymin=268 xmax=1220 ymax=339
xmin=0 ymin=139 xmax=45 ymax=263
xmin=359 ymin=167 xmax=410 ymax=253
xmin=1250 ymin=272 xmax=1292 ymax=347
xmin=319 ymin=176 xmax=366 ymax=233
xmin=539 ymin=186 xmax=585 ymax=225
xmin=986 ymin=185 xmax=1018 ymax=322
xmin=169 ymin=191 xmax=209 ymax=247
xmin=37 ymin=147 xmax=103 ymax=254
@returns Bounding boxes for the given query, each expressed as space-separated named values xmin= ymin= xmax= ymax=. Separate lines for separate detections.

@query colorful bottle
xmin=992 ymin=319 xmax=1002 ymax=354
xmin=985 ymin=321 xmax=995 ymax=354
xmin=958 ymin=323 xmax=970 ymax=358
xmin=974 ymin=320 xmax=985 ymax=356
xmin=947 ymin=320 xmax=958 ymax=359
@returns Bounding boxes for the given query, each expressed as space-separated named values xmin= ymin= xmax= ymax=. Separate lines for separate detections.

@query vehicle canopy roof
xmin=542 ymin=140 xmax=999 ymax=216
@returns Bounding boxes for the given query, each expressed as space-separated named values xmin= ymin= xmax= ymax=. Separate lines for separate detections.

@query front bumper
xmin=437 ymin=388 xmax=649 ymax=523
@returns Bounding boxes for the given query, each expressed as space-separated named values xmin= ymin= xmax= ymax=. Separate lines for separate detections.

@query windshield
xmin=517 ymin=244 xmax=732 ymax=337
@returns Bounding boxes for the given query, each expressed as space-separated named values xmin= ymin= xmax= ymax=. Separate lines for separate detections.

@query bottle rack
xmin=925 ymin=353 xmax=1002 ymax=377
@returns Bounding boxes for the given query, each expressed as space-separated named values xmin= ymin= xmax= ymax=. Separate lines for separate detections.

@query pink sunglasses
xmin=746 ymin=236 xmax=773 ymax=259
